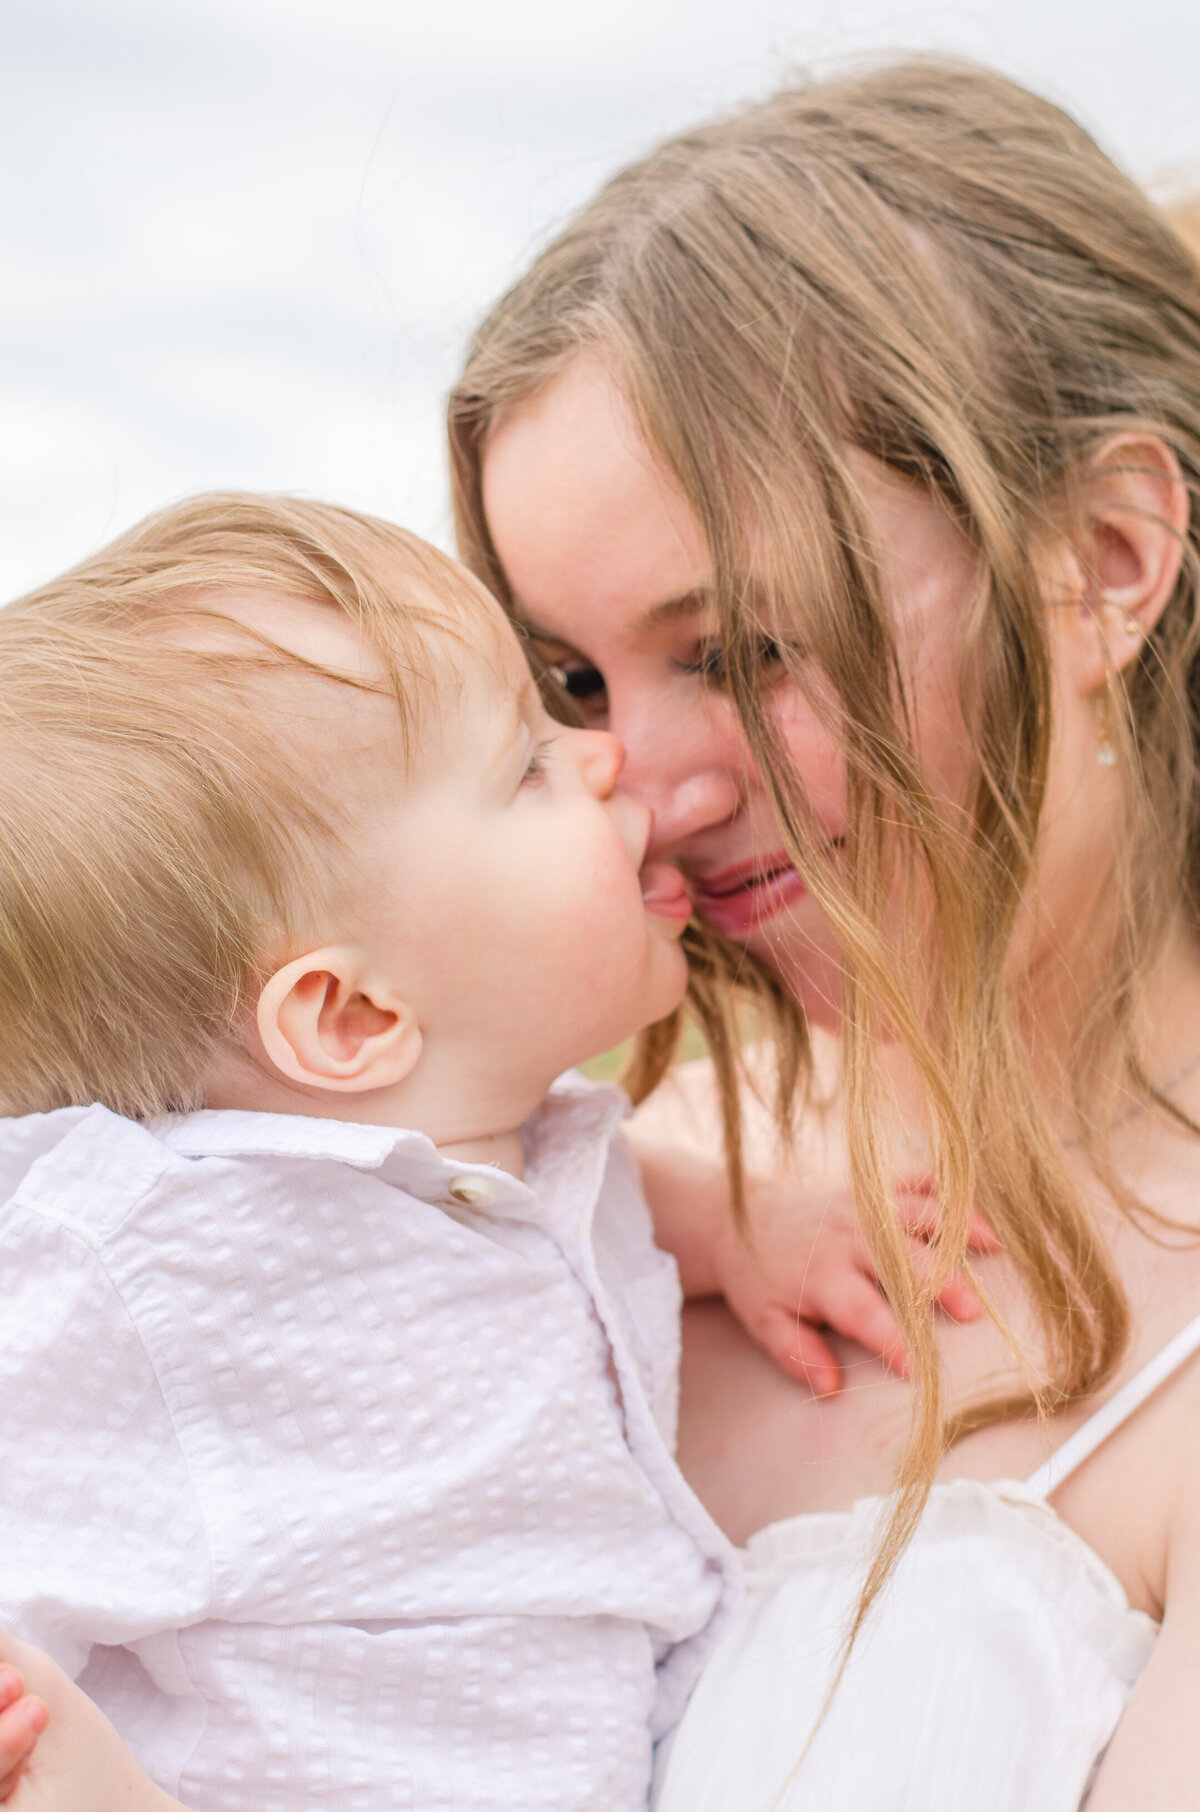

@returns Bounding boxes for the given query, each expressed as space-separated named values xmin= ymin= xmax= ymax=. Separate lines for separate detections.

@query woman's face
xmin=480 ymin=358 xmax=985 ymax=1023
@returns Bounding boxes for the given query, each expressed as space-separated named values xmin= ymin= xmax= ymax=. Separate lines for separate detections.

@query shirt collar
xmin=152 ymin=1070 xmax=629 ymax=1216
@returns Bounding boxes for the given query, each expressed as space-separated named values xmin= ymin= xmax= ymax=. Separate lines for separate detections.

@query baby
xmin=0 ymin=494 xmax=972 ymax=1810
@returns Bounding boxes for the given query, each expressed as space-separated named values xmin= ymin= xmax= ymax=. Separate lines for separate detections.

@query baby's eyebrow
xmin=484 ymin=690 xmax=534 ymax=780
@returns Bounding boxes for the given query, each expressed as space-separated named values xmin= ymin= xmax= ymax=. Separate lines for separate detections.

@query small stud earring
xmin=1123 ymin=615 xmax=1142 ymax=641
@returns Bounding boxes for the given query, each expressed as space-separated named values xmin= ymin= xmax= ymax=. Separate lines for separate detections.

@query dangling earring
xmin=1095 ymin=683 xmax=1117 ymax=767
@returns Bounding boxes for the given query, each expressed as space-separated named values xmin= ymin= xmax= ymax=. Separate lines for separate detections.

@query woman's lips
xmin=639 ymin=860 xmax=694 ymax=924
xmin=689 ymin=853 xmax=808 ymax=936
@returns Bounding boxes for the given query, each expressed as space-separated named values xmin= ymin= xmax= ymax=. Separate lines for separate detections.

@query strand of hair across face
xmin=889 ymin=1045 xmax=1200 ymax=1166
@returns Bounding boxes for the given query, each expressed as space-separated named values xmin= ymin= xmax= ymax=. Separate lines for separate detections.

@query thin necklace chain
xmin=1105 ymin=1044 xmax=1200 ymax=1136
xmin=893 ymin=1044 xmax=1200 ymax=1162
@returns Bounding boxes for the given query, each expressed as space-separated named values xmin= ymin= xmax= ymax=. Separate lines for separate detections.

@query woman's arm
xmin=1084 ymin=1459 xmax=1200 ymax=1810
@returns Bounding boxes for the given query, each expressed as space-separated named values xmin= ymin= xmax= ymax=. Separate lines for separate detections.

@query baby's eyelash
xmin=522 ymin=737 xmax=557 ymax=783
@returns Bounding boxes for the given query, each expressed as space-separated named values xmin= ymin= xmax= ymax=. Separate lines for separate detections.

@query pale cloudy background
xmin=3 ymin=0 xmax=1198 ymax=599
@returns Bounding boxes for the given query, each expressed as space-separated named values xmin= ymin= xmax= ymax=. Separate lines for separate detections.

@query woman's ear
xmin=1049 ymin=431 xmax=1189 ymax=693
xmin=256 ymin=948 xmax=422 ymax=1093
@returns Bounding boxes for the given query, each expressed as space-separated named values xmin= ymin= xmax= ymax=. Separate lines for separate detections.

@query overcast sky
xmin=3 ymin=0 xmax=1199 ymax=599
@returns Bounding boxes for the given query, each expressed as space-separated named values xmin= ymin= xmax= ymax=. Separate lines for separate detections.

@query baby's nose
xmin=578 ymin=729 xmax=625 ymax=797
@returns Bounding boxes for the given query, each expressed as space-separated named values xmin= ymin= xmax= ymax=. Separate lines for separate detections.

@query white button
xmin=448 ymin=1174 xmax=498 ymax=1207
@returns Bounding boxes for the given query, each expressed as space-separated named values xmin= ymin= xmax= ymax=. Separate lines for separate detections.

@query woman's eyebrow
xmin=516 ymin=589 xmax=713 ymax=644
xmin=511 ymin=612 xmax=561 ymax=645
xmin=634 ymin=589 xmax=712 ymax=630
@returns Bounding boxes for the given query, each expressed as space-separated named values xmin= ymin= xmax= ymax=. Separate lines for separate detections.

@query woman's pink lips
xmin=690 ymin=854 xmax=808 ymax=936
xmin=639 ymin=860 xmax=694 ymax=923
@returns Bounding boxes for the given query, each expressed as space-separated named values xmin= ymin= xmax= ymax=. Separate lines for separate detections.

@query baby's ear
xmin=256 ymin=949 xmax=422 ymax=1093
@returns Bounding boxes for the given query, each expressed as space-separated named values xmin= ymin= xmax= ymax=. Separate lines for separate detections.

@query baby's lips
xmin=639 ymin=860 xmax=693 ymax=922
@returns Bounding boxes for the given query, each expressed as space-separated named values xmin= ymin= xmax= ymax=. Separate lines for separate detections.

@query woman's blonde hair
xmin=0 ymin=491 xmax=489 ymax=1121
xmin=450 ymin=58 xmax=1200 ymax=1632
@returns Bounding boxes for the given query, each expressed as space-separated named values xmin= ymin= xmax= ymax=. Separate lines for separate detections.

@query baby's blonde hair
xmin=0 ymin=491 xmax=491 ymax=1121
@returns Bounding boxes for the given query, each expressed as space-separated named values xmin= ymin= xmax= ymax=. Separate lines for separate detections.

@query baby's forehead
xmin=161 ymin=584 xmax=375 ymax=679
xmin=210 ymin=579 xmax=533 ymax=762
xmin=454 ymin=608 xmax=537 ymax=691
xmin=195 ymin=577 xmax=516 ymax=685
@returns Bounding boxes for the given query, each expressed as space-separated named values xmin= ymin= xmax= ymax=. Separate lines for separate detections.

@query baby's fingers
xmin=891 ymin=1175 xmax=939 ymax=1241
xmin=819 ymin=1276 xmax=908 ymax=1377
xmin=758 ymin=1311 xmax=843 ymax=1397
xmin=0 ymin=1688 xmax=47 ymax=1801
xmin=893 ymin=1179 xmax=1000 ymax=1255
xmin=932 ymin=1270 xmax=984 ymax=1322
xmin=964 ymin=1211 xmax=1000 ymax=1254
xmin=902 ymin=1237 xmax=984 ymax=1322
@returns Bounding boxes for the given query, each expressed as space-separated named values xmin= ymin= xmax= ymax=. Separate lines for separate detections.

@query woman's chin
xmin=737 ymin=910 xmax=845 ymax=1030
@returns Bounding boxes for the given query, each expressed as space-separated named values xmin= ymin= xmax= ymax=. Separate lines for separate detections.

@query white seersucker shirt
xmin=0 ymin=1072 xmax=739 ymax=1811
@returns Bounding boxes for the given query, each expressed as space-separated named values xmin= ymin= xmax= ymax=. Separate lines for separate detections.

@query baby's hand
xmin=712 ymin=1171 xmax=998 ymax=1395
xmin=0 ymin=1631 xmax=183 ymax=1812
xmin=638 ymin=1139 xmax=999 ymax=1395
xmin=0 ymin=1662 xmax=46 ymax=1803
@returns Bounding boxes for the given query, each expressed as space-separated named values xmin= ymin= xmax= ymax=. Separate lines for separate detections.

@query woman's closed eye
xmin=674 ymin=635 xmax=786 ymax=686
xmin=541 ymin=634 xmax=788 ymax=721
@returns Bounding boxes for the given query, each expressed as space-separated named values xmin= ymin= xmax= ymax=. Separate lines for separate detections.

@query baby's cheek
xmin=593 ymin=843 xmax=647 ymax=912
xmin=561 ymin=862 xmax=643 ymax=968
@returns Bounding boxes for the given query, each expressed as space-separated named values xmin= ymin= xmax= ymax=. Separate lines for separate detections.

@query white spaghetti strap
xmin=1026 ymin=1310 xmax=1200 ymax=1498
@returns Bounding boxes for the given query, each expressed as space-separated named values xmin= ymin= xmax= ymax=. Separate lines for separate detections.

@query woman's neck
xmin=866 ymin=915 xmax=1200 ymax=1159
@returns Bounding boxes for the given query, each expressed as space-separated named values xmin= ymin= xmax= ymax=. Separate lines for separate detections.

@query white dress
xmin=653 ymin=1317 xmax=1200 ymax=1812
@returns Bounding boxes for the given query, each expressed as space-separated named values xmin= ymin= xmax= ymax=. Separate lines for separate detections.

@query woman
xmin=450 ymin=58 xmax=1200 ymax=1809
xmin=4 ymin=54 xmax=1200 ymax=1812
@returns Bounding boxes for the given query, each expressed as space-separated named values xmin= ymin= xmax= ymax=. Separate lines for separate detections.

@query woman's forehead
xmin=483 ymin=382 xmax=924 ymax=659
xmin=485 ymin=361 xmax=685 ymax=533
xmin=484 ymin=360 xmax=711 ymax=640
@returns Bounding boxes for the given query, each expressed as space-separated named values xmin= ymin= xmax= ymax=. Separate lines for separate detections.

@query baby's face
xmin=268 ymin=586 xmax=693 ymax=1096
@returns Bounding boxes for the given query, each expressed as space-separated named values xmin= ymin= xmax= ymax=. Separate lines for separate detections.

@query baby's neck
xmin=204 ymin=1054 xmax=534 ymax=1180
xmin=434 ymin=1127 xmax=526 ymax=1178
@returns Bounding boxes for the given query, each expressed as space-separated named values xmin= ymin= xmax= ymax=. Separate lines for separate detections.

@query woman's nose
xmin=610 ymin=695 xmax=743 ymax=852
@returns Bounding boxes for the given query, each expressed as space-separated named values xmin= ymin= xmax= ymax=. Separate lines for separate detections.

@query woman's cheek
xmin=911 ymin=676 xmax=976 ymax=811
xmin=772 ymin=684 xmax=847 ymax=829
